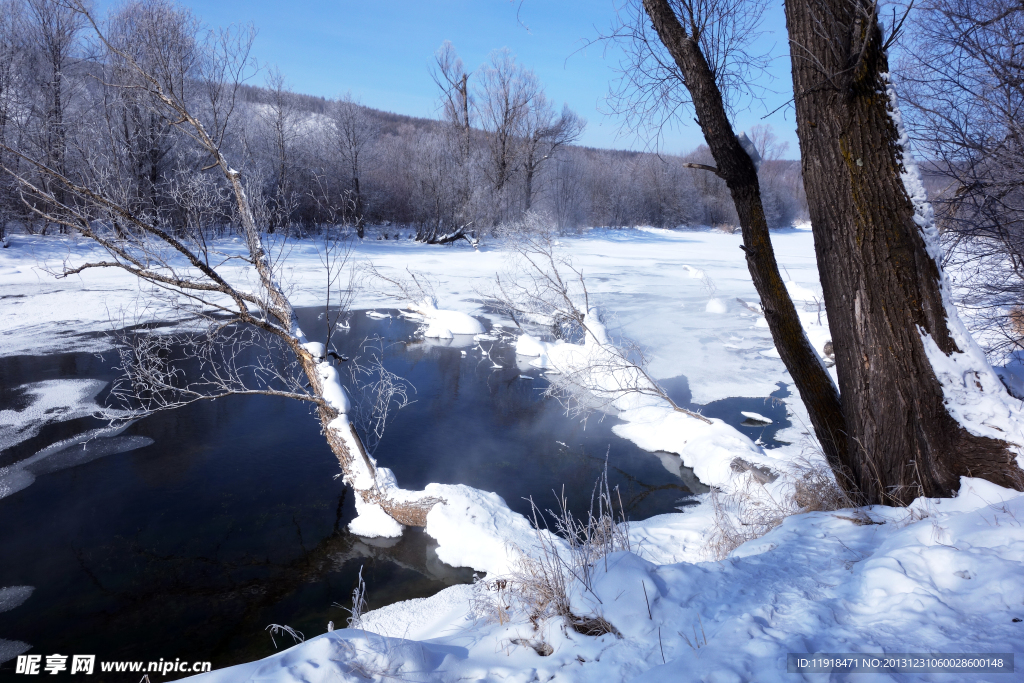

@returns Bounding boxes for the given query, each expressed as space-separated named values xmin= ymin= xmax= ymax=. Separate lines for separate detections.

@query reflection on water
xmin=0 ymin=309 xmax=702 ymax=673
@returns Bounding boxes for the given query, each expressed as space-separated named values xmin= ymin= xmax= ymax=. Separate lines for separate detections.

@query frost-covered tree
xmin=0 ymin=0 xmax=440 ymax=531
xmin=329 ymin=91 xmax=378 ymax=238
xmin=898 ymin=0 xmax=1024 ymax=358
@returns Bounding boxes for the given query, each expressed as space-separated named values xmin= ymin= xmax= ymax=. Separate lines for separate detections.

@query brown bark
xmin=642 ymin=0 xmax=850 ymax=476
xmin=784 ymin=0 xmax=1023 ymax=503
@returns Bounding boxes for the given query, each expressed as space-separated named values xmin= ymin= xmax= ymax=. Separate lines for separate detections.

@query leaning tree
xmin=0 ymin=0 xmax=439 ymax=530
xmin=628 ymin=0 xmax=1023 ymax=503
xmin=614 ymin=0 xmax=849 ymax=484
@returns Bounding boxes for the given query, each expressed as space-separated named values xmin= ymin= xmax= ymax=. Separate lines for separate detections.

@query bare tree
xmin=607 ymin=0 xmax=850 ymax=481
xmin=476 ymin=48 xmax=539 ymax=222
xmin=328 ymin=92 xmax=378 ymax=238
xmin=898 ymin=0 xmax=1024 ymax=361
xmin=92 ymin=0 xmax=200 ymax=226
xmin=257 ymin=67 xmax=301 ymax=233
xmin=432 ymin=40 xmax=472 ymax=165
xmin=23 ymin=0 xmax=85 ymax=227
xmin=429 ymin=41 xmax=475 ymax=237
xmin=0 ymin=0 xmax=25 ymax=241
xmin=784 ymin=0 xmax=1024 ymax=501
xmin=520 ymin=98 xmax=584 ymax=212
xmin=0 ymin=0 xmax=438 ymax=528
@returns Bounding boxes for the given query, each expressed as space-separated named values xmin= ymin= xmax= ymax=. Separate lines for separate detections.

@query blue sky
xmin=132 ymin=0 xmax=800 ymax=156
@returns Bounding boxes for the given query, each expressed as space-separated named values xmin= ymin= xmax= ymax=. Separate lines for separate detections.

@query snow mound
xmin=350 ymin=494 xmax=404 ymax=539
xmin=405 ymin=299 xmax=485 ymax=339
xmin=784 ymin=280 xmax=818 ymax=301
xmin=360 ymin=584 xmax=476 ymax=640
xmin=705 ymin=297 xmax=727 ymax=314
xmin=423 ymin=483 xmax=566 ymax=576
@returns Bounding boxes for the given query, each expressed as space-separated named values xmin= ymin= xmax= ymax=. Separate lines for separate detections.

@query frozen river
xmin=0 ymin=308 xmax=791 ymax=670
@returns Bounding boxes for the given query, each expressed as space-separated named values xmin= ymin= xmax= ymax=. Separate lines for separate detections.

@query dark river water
xmin=0 ymin=309 xmax=790 ymax=678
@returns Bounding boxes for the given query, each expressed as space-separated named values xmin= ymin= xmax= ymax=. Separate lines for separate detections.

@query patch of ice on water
xmin=0 ymin=425 xmax=152 ymax=500
xmin=0 ymin=379 xmax=110 ymax=453
xmin=0 ymin=586 xmax=33 ymax=614
xmin=0 ymin=640 xmax=31 ymax=666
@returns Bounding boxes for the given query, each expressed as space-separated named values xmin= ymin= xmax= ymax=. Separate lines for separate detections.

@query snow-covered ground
xmin=2 ymin=225 xmax=1022 ymax=681
xmin=0 ymin=226 xmax=819 ymax=404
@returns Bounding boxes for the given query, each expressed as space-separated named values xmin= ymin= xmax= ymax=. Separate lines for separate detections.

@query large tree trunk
xmin=785 ymin=0 xmax=1023 ymax=503
xmin=642 ymin=0 xmax=850 ymax=474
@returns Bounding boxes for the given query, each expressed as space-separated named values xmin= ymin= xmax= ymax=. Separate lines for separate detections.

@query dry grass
xmin=705 ymin=456 xmax=855 ymax=560
xmin=1009 ymin=305 xmax=1024 ymax=339
xmin=472 ymin=464 xmax=626 ymax=639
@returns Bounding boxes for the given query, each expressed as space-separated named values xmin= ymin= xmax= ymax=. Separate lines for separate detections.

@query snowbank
xmin=423 ymin=483 xmax=566 ymax=576
xmin=181 ymin=478 xmax=1024 ymax=683
xmin=511 ymin=312 xmax=783 ymax=495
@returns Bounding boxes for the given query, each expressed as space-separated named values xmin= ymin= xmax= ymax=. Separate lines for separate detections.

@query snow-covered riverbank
xmin=3 ymin=225 xmax=1022 ymax=681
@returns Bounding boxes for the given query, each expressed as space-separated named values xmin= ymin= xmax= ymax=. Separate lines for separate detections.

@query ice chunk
xmin=0 ymin=586 xmax=33 ymax=614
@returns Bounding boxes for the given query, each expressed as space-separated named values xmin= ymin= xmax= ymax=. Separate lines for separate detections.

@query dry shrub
xmin=792 ymin=458 xmax=854 ymax=512
xmin=705 ymin=456 xmax=855 ymax=560
xmin=1010 ymin=306 xmax=1024 ymax=336
xmin=472 ymin=464 xmax=626 ymax=638
xmin=704 ymin=480 xmax=791 ymax=561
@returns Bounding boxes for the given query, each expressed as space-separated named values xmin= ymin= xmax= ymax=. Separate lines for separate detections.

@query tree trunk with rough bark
xmin=642 ymin=0 xmax=849 ymax=475
xmin=784 ymin=0 xmax=1023 ymax=503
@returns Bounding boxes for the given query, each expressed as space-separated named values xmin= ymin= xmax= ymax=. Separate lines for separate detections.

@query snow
xmin=509 ymin=313 xmax=787 ymax=496
xmin=0 ymin=379 xmax=112 ymax=453
xmin=350 ymin=491 xmax=405 ymax=539
xmin=359 ymin=584 xmax=477 ymax=640
xmin=5 ymin=224 xmax=1024 ymax=682
xmin=183 ymin=478 xmax=1024 ymax=683
xmin=407 ymin=299 xmax=486 ymax=338
xmin=182 ymin=629 xmax=466 ymax=683
xmin=316 ymin=363 xmax=352 ymax=414
xmin=740 ymin=411 xmax=772 ymax=424
xmin=422 ymin=483 xmax=566 ymax=576
xmin=705 ymin=297 xmax=727 ymax=314
xmin=0 ymin=227 xmax=819 ymax=404
xmin=784 ymin=279 xmax=818 ymax=302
